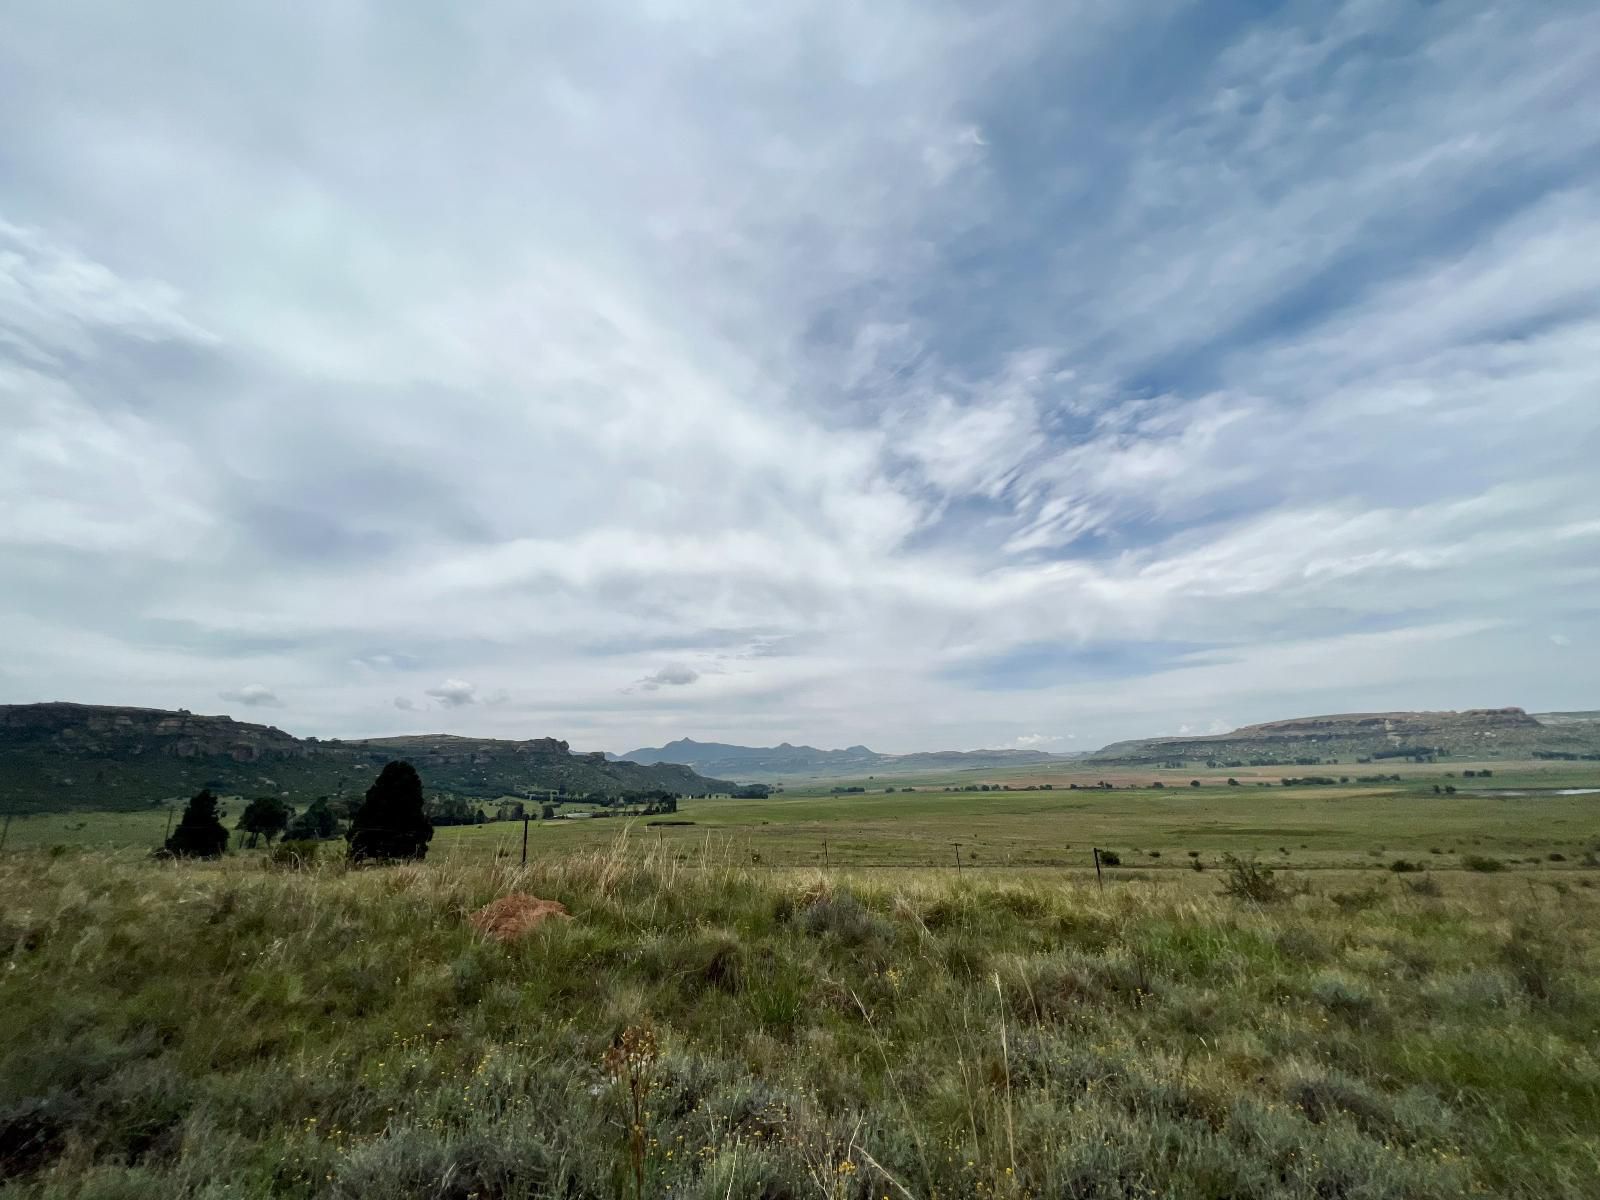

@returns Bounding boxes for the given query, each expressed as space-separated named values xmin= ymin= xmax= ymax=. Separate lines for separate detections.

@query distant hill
xmin=0 ymin=703 xmax=733 ymax=813
xmin=1085 ymin=707 xmax=1600 ymax=766
xmin=615 ymin=736 xmax=1080 ymax=779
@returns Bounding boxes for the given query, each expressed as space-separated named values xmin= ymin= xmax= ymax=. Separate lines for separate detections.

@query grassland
xmin=3 ymin=843 xmax=1599 ymax=1198
xmin=7 ymin=758 xmax=1597 ymax=875
xmin=3 ymin=759 xmax=1598 ymax=1197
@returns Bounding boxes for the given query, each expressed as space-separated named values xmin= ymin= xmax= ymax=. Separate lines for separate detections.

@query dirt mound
xmin=469 ymin=894 xmax=571 ymax=941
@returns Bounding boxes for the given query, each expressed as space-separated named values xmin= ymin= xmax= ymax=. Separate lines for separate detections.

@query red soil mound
xmin=469 ymin=893 xmax=571 ymax=941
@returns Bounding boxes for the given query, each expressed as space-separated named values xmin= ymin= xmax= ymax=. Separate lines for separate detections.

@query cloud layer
xmin=2 ymin=2 xmax=1596 ymax=751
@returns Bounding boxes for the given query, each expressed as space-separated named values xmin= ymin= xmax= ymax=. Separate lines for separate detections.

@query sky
xmin=2 ymin=1 xmax=1598 ymax=754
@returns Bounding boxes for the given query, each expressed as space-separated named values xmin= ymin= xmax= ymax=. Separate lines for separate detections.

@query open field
xmin=2 ymin=845 xmax=1599 ymax=1198
xmin=7 ymin=759 xmax=1598 ymax=875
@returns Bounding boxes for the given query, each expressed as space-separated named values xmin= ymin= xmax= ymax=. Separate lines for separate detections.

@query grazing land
xmin=4 ymin=755 xmax=1598 ymax=1197
xmin=2 ymin=845 xmax=1599 ymax=1198
xmin=8 ymin=759 xmax=1598 ymax=873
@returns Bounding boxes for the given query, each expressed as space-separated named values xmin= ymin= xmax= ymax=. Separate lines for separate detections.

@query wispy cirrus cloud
xmin=0 ymin=1 xmax=1595 ymax=751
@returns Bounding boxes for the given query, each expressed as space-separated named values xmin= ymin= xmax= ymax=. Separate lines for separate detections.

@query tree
xmin=165 ymin=788 xmax=229 ymax=858
xmin=237 ymin=795 xmax=293 ymax=848
xmin=347 ymin=761 xmax=434 ymax=862
xmin=287 ymin=796 xmax=340 ymax=841
xmin=541 ymin=803 xmax=557 ymax=820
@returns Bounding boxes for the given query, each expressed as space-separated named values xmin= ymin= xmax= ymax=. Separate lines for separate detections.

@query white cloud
xmin=425 ymin=679 xmax=477 ymax=707
xmin=638 ymin=664 xmax=700 ymax=691
xmin=220 ymin=683 xmax=281 ymax=708
xmin=0 ymin=2 xmax=1595 ymax=752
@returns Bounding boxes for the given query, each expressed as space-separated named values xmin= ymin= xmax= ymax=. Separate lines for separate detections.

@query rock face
xmin=0 ymin=703 xmax=309 ymax=762
xmin=1087 ymin=707 xmax=1595 ymax=765
xmin=0 ymin=703 xmax=734 ymax=813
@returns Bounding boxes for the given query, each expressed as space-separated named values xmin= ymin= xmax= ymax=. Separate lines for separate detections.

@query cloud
xmin=220 ymin=683 xmax=281 ymax=708
xmin=1011 ymin=733 xmax=1060 ymax=748
xmin=0 ymin=2 xmax=1596 ymax=751
xmin=638 ymin=664 xmax=700 ymax=692
xmin=393 ymin=696 xmax=416 ymax=711
xmin=425 ymin=679 xmax=477 ymax=707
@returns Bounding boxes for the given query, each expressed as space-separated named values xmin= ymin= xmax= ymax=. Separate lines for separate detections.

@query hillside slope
xmin=617 ymin=736 xmax=1078 ymax=778
xmin=1086 ymin=707 xmax=1600 ymax=765
xmin=0 ymin=703 xmax=732 ymax=813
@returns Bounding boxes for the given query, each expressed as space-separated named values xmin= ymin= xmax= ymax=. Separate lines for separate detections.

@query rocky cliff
xmin=1086 ymin=707 xmax=1597 ymax=765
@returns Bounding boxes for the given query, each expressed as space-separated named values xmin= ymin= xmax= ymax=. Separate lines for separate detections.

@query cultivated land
xmin=4 ymin=756 xmax=1599 ymax=1197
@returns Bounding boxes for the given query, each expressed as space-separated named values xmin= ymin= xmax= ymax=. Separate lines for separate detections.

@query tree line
xmin=162 ymin=761 xmax=685 ymax=862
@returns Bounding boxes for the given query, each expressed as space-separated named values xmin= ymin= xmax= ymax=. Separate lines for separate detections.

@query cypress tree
xmin=347 ymin=761 xmax=433 ymax=862
xmin=165 ymin=788 xmax=229 ymax=858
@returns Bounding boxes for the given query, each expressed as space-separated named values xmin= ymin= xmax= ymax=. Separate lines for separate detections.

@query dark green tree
xmin=237 ymin=795 xmax=293 ymax=848
xmin=286 ymin=796 xmax=340 ymax=840
xmin=347 ymin=761 xmax=433 ymax=862
xmin=165 ymin=788 xmax=229 ymax=858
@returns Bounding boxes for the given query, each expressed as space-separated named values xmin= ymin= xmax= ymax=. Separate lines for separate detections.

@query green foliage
xmin=267 ymin=839 xmax=320 ymax=869
xmin=285 ymin=796 xmax=340 ymax=840
xmin=236 ymin=795 xmax=293 ymax=847
xmin=1464 ymin=854 xmax=1506 ymax=873
xmin=347 ymin=762 xmax=433 ymax=862
xmin=1096 ymin=848 xmax=1121 ymax=866
xmin=161 ymin=789 xmax=227 ymax=858
xmin=1219 ymin=853 xmax=1287 ymax=903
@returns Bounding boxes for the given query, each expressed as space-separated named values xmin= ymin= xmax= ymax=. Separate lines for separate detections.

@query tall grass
xmin=2 ymin=840 xmax=1598 ymax=1198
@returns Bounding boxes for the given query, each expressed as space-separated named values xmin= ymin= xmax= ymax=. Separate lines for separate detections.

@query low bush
xmin=267 ymin=839 xmax=320 ymax=869
xmin=1464 ymin=855 xmax=1506 ymax=873
xmin=1220 ymin=854 xmax=1287 ymax=903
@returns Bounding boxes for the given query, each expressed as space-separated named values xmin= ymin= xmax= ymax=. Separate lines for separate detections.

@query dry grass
xmin=2 ymin=839 xmax=1598 ymax=1198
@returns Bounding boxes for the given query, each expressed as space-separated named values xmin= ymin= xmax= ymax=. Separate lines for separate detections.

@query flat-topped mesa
xmin=1087 ymin=706 xmax=1586 ymax=765
xmin=1233 ymin=708 xmax=1538 ymax=737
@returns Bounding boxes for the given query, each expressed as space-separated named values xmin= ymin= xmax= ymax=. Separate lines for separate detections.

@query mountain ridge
xmin=1086 ymin=707 xmax=1600 ymax=765
xmin=0 ymin=702 xmax=734 ymax=813
xmin=615 ymin=736 xmax=1082 ymax=779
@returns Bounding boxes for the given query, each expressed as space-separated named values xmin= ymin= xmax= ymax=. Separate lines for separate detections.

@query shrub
xmin=797 ymin=888 xmax=887 ymax=946
xmin=1464 ymin=855 xmax=1505 ymax=873
xmin=1388 ymin=859 xmax=1423 ymax=873
xmin=1330 ymin=886 xmax=1386 ymax=913
xmin=267 ymin=839 xmax=320 ymax=869
xmin=1219 ymin=854 xmax=1286 ymax=903
xmin=1095 ymin=849 xmax=1121 ymax=866
xmin=1547 ymin=852 xmax=1566 ymax=862
xmin=1402 ymin=876 xmax=1444 ymax=898
xmin=164 ymin=789 xmax=228 ymax=858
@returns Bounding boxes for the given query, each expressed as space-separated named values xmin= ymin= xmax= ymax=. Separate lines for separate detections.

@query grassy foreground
xmin=2 ymin=847 xmax=1598 ymax=1198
